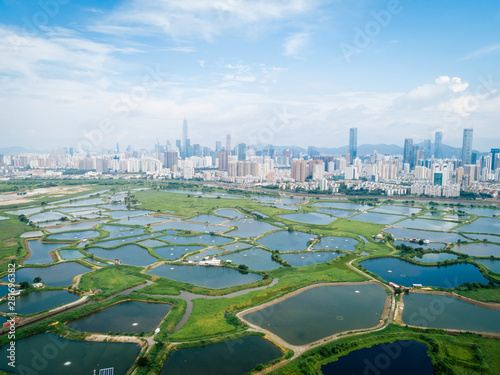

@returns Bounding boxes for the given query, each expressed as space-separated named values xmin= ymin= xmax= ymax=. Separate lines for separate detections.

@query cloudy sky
xmin=0 ymin=0 xmax=499 ymax=152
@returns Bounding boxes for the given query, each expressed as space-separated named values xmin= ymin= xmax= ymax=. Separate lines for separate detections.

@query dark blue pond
xmin=2 ymin=262 xmax=91 ymax=287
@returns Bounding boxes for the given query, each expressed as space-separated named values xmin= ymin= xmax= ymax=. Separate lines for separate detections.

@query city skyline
xmin=0 ymin=1 xmax=499 ymax=150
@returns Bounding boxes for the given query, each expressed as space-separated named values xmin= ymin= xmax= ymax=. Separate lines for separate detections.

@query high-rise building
xmin=166 ymin=150 xmax=178 ymax=171
xmin=226 ymin=134 xmax=231 ymax=155
xmin=491 ymin=148 xmax=499 ymax=170
xmin=462 ymin=128 xmax=473 ymax=166
xmin=237 ymin=143 xmax=247 ymax=161
xmin=349 ymin=128 xmax=357 ymax=159
xmin=403 ymin=138 xmax=414 ymax=169
xmin=182 ymin=118 xmax=188 ymax=148
xmin=218 ymin=151 xmax=228 ymax=171
xmin=423 ymin=139 xmax=431 ymax=159
xmin=215 ymin=141 xmax=222 ymax=152
xmin=291 ymin=159 xmax=307 ymax=182
xmin=434 ymin=131 xmax=442 ymax=159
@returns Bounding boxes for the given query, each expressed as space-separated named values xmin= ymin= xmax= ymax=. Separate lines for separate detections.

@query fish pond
xmin=4 ymin=262 xmax=91 ymax=287
xmin=458 ymin=217 xmax=500 ymax=234
xmin=160 ymin=335 xmax=282 ymax=375
xmin=218 ymin=248 xmax=280 ymax=271
xmin=349 ymin=212 xmax=405 ymax=225
xmin=67 ymin=301 xmax=171 ymax=334
xmin=0 ymin=290 xmax=80 ymax=316
xmin=385 ymin=228 xmax=464 ymax=243
xmin=153 ymin=245 xmax=205 ymax=260
xmin=147 ymin=264 xmax=262 ymax=289
xmin=397 ymin=218 xmax=457 ymax=231
xmin=0 ymin=333 xmax=141 ymax=375
xmin=47 ymin=230 xmax=99 ymax=241
xmin=321 ymin=340 xmax=434 ymax=375
xmin=279 ymin=212 xmax=335 ymax=225
xmin=453 ymin=243 xmax=500 ymax=257
xmin=256 ymin=230 xmax=311 ymax=252
xmin=281 ymin=252 xmax=341 ymax=267
xmin=412 ymin=253 xmax=459 ymax=263
xmin=372 ymin=205 xmax=422 ymax=215
xmin=312 ymin=236 xmax=358 ymax=251
xmin=228 ymin=219 xmax=277 ymax=238
xmin=360 ymin=258 xmax=489 ymax=287
xmin=24 ymin=240 xmax=70 ymax=264
xmin=473 ymin=259 xmax=500 ymax=274
xmin=243 ymin=284 xmax=386 ymax=345
xmin=393 ymin=240 xmax=446 ymax=250
xmin=87 ymin=244 xmax=159 ymax=266
xmin=402 ymin=293 xmax=500 ymax=333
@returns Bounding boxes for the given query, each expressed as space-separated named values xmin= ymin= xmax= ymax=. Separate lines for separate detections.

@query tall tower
xmin=182 ymin=118 xmax=188 ymax=148
xmin=462 ymin=128 xmax=473 ymax=166
xmin=226 ymin=134 xmax=231 ymax=155
xmin=349 ymin=128 xmax=357 ymax=159
xmin=434 ymin=131 xmax=442 ymax=159
xmin=403 ymin=138 xmax=414 ymax=169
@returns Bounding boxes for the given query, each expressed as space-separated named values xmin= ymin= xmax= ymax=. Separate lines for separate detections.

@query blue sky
xmin=0 ymin=0 xmax=499 ymax=152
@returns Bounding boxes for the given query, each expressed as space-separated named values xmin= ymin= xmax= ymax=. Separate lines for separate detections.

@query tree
xmin=19 ymin=281 xmax=30 ymax=290
xmin=33 ymin=277 xmax=42 ymax=284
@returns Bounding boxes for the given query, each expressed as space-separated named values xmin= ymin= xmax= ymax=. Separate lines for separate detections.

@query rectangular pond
xmin=372 ymin=205 xmax=422 ymax=215
xmin=412 ymin=253 xmax=459 ymax=263
xmin=59 ymin=250 xmax=85 ymax=260
xmin=453 ymin=243 xmax=500 ymax=257
xmin=317 ymin=208 xmax=355 ymax=217
xmin=0 ymin=333 xmax=141 ymax=375
xmin=281 ymin=252 xmax=341 ymax=267
xmin=0 ymin=290 xmax=80 ymax=316
xmin=2 ymin=262 xmax=91 ymax=287
xmin=458 ymin=217 xmax=500 ymax=234
xmin=147 ymin=264 xmax=262 ymax=289
xmin=278 ymin=212 xmax=335 ymax=225
xmin=218 ymin=248 xmax=281 ymax=271
xmin=243 ymin=284 xmax=387 ymax=345
xmin=46 ymin=219 xmax=107 ymax=233
xmin=227 ymin=219 xmax=278 ymax=238
xmin=152 ymin=221 xmax=227 ymax=233
xmin=47 ymin=230 xmax=100 ymax=241
xmin=311 ymin=202 xmax=372 ymax=210
xmin=393 ymin=240 xmax=446 ymax=250
xmin=187 ymin=214 xmax=229 ymax=224
xmin=402 ymin=293 xmax=500 ymax=333
xmin=473 ymin=259 xmax=500 ymax=274
xmin=67 ymin=300 xmax=171 ymax=334
xmin=87 ymin=244 xmax=159 ymax=266
xmin=360 ymin=257 xmax=489 ymax=287
xmin=160 ymin=335 xmax=282 ymax=375
xmin=349 ymin=212 xmax=406 ymax=225
xmin=312 ymin=236 xmax=358 ymax=251
xmin=256 ymin=231 xmax=311 ymax=252
xmin=396 ymin=218 xmax=458 ymax=231
xmin=463 ymin=234 xmax=500 ymax=243
xmin=154 ymin=245 xmax=205 ymax=260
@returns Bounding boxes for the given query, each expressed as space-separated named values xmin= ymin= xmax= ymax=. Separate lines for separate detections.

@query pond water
xmin=412 ymin=253 xmax=459 ymax=263
xmin=47 ymin=230 xmax=100 ymax=241
xmin=372 ymin=205 xmax=422 ymax=215
xmin=152 ymin=221 xmax=227 ymax=233
xmin=250 ymin=195 xmax=279 ymax=203
xmin=58 ymin=197 xmax=105 ymax=206
xmin=270 ymin=204 xmax=299 ymax=210
xmin=160 ymin=335 xmax=282 ymax=375
xmin=3 ymin=262 xmax=91 ymax=287
xmin=0 ymin=290 xmax=79 ymax=316
xmin=473 ymin=259 xmax=500 ymax=274
xmin=67 ymin=301 xmax=171 ymax=334
xmin=20 ymin=230 xmax=44 ymax=238
xmin=147 ymin=265 xmax=262 ymax=289
xmin=385 ymin=228 xmax=464 ymax=243
xmin=46 ymin=220 xmax=106 ymax=233
xmin=397 ymin=218 xmax=457 ymax=231
xmin=453 ymin=243 xmax=500 ymax=257
xmin=281 ymin=252 xmax=341 ymax=267
xmin=59 ymin=250 xmax=85 ymax=260
xmin=228 ymin=219 xmax=278 ymax=238
xmin=463 ymin=234 xmax=500 ymax=243
xmin=402 ymin=293 xmax=500 ymax=333
xmin=393 ymin=240 xmax=446 ymax=250
xmin=457 ymin=206 xmax=499 ymax=217
xmin=458 ymin=217 xmax=500 ymax=234
xmin=252 ymin=211 xmax=269 ymax=218
xmin=218 ymin=248 xmax=280 ymax=271
xmin=94 ymin=234 xmax=156 ymax=248
xmin=349 ymin=212 xmax=405 ymax=225
xmin=222 ymin=242 xmax=253 ymax=251
xmin=243 ymin=284 xmax=386 ymax=345
xmin=138 ymin=239 xmax=167 ymax=247
xmin=101 ymin=224 xmax=136 ymax=232
xmin=422 ymin=211 xmax=445 ymax=217
xmin=0 ymin=333 xmax=141 ymax=375
xmin=187 ymin=215 xmax=229 ymax=224
xmin=257 ymin=231 xmax=311 ymax=252
xmin=312 ymin=202 xmax=372 ymax=210
xmin=321 ymin=340 xmax=434 ymax=375
xmin=106 ymin=228 xmax=146 ymax=239
xmin=158 ymin=234 xmax=231 ymax=246
xmin=445 ymin=213 xmax=471 ymax=221
xmin=105 ymin=210 xmax=153 ymax=219
xmin=312 ymin=236 xmax=358 ymax=251
xmin=117 ymin=215 xmax=167 ymax=226
xmin=25 ymin=240 xmax=70 ymax=264
xmin=29 ymin=211 xmax=66 ymax=223
xmin=316 ymin=208 xmax=355 ymax=217
xmin=5 ymin=207 xmax=44 ymax=216
xmin=154 ymin=245 xmax=205 ymax=260
xmin=280 ymin=196 xmax=306 ymax=205
xmin=185 ymin=248 xmax=226 ymax=262
xmin=360 ymin=258 xmax=489 ymax=287
xmin=279 ymin=212 xmax=335 ymax=225
xmin=87 ymin=245 xmax=159 ymax=266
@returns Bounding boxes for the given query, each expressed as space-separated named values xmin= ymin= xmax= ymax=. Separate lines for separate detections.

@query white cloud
xmin=283 ymin=32 xmax=309 ymax=58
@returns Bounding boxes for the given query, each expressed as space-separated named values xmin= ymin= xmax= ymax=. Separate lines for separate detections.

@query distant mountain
xmin=0 ymin=146 xmax=31 ymax=155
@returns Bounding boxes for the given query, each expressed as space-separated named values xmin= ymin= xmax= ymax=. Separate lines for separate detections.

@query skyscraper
xmin=237 ymin=143 xmax=247 ymax=161
xmin=182 ymin=118 xmax=188 ymax=148
xmin=349 ymin=128 xmax=357 ymax=159
xmin=291 ymin=159 xmax=307 ymax=182
xmin=462 ymin=128 xmax=473 ymax=166
xmin=491 ymin=148 xmax=500 ymax=171
xmin=434 ymin=131 xmax=442 ymax=159
xmin=423 ymin=139 xmax=431 ymax=160
xmin=403 ymin=138 xmax=414 ymax=169
xmin=226 ymin=134 xmax=231 ymax=155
